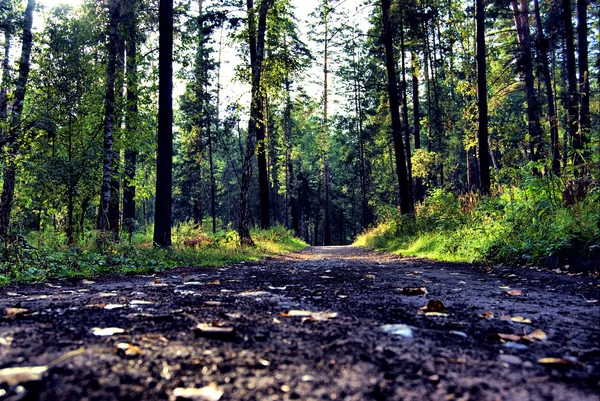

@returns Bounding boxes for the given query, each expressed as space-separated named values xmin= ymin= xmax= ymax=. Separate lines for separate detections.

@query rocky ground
xmin=0 ymin=246 xmax=598 ymax=401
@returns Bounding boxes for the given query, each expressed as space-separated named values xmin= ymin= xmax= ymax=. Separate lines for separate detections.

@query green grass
xmin=0 ymin=225 xmax=307 ymax=286
xmin=355 ymin=177 xmax=600 ymax=267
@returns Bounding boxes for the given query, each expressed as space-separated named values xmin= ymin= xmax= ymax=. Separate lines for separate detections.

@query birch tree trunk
xmin=97 ymin=0 xmax=121 ymax=232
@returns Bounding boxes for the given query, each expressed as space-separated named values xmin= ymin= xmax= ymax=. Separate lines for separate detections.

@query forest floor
xmin=0 ymin=246 xmax=599 ymax=401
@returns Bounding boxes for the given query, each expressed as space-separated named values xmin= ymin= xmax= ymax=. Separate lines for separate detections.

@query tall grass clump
xmin=0 ymin=223 xmax=306 ymax=285
xmin=356 ymin=171 xmax=599 ymax=268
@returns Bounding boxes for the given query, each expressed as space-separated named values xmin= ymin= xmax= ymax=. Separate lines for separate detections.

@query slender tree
xmin=154 ymin=0 xmax=174 ymax=247
xmin=123 ymin=0 xmax=140 ymax=237
xmin=476 ymin=0 xmax=490 ymax=195
xmin=562 ymin=0 xmax=579 ymax=172
xmin=533 ymin=0 xmax=560 ymax=173
xmin=576 ymin=0 xmax=589 ymax=164
xmin=0 ymin=0 xmax=34 ymax=238
xmin=511 ymin=0 xmax=543 ymax=162
xmin=97 ymin=0 xmax=121 ymax=231
xmin=380 ymin=0 xmax=413 ymax=214
xmin=239 ymin=0 xmax=271 ymax=245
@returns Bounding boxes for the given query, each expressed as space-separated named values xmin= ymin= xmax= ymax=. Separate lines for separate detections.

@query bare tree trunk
xmin=153 ymin=0 xmax=173 ymax=248
xmin=123 ymin=2 xmax=139 ymax=236
xmin=108 ymin=37 xmax=125 ymax=242
xmin=380 ymin=0 xmax=413 ymax=215
xmin=533 ymin=0 xmax=560 ymax=174
xmin=400 ymin=12 xmax=412 ymax=196
xmin=0 ymin=0 xmax=34 ymax=238
xmin=97 ymin=0 xmax=120 ymax=232
xmin=563 ymin=0 xmax=579 ymax=173
xmin=576 ymin=0 xmax=589 ymax=173
xmin=511 ymin=0 xmax=543 ymax=162
xmin=411 ymin=49 xmax=424 ymax=201
xmin=0 ymin=30 xmax=10 ymax=145
xmin=476 ymin=0 xmax=490 ymax=195
xmin=239 ymin=0 xmax=270 ymax=245
xmin=323 ymin=6 xmax=331 ymax=245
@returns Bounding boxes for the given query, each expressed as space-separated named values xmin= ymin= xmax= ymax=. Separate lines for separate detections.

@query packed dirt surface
xmin=1 ymin=246 xmax=599 ymax=401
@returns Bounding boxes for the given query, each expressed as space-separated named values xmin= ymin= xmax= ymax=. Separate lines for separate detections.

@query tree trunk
xmin=123 ymin=2 xmax=139 ymax=235
xmin=257 ymin=96 xmax=270 ymax=229
xmin=0 ymin=0 xmax=35 ymax=238
xmin=380 ymin=0 xmax=413 ymax=215
xmin=533 ymin=0 xmax=561 ymax=174
xmin=153 ymin=0 xmax=173 ymax=248
xmin=476 ymin=0 xmax=491 ymax=195
xmin=562 ymin=0 xmax=579 ymax=173
xmin=207 ymin=86 xmax=217 ymax=234
xmin=97 ymin=0 xmax=120 ymax=232
xmin=284 ymin=79 xmax=300 ymax=236
xmin=400 ymin=12 xmax=412 ymax=197
xmin=511 ymin=0 xmax=543 ymax=162
xmin=239 ymin=0 xmax=270 ymax=245
xmin=0 ymin=30 xmax=10 ymax=145
xmin=576 ymin=0 xmax=589 ymax=173
xmin=323 ymin=6 xmax=331 ymax=246
xmin=411 ymin=50 xmax=424 ymax=201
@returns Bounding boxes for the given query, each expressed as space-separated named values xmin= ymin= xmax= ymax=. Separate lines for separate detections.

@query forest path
xmin=0 ymin=246 xmax=598 ymax=400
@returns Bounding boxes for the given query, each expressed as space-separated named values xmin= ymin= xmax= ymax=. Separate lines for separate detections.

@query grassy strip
xmin=0 ymin=225 xmax=307 ymax=286
xmin=355 ymin=177 xmax=599 ymax=267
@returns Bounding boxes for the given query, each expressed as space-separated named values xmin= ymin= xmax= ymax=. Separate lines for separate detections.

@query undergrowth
xmin=0 ymin=224 xmax=306 ymax=286
xmin=355 ymin=171 xmax=599 ymax=268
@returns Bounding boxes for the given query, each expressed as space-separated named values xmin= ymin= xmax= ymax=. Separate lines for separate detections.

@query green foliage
xmin=0 ymin=226 xmax=307 ymax=286
xmin=356 ymin=174 xmax=600 ymax=267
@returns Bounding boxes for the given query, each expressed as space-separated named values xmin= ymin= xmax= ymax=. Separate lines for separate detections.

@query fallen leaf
xmin=524 ymin=329 xmax=547 ymax=341
xmin=365 ymin=274 xmax=375 ymax=279
xmin=281 ymin=310 xmax=311 ymax=317
xmin=193 ymin=324 xmax=236 ymax=340
xmin=510 ymin=316 xmax=532 ymax=324
xmin=104 ymin=304 xmax=125 ymax=310
xmin=92 ymin=327 xmax=125 ymax=336
xmin=506 ymin=289 xmax=523 ymax=296
xmin=98 ymin=292 xmax=118 ymax=297
xmin=488 ymin=333 xmax=523 ymax=343
xmin=381 ymin=324 xmax=413 ymax=338
xmin=537 ymin=357 xmax=577 ymax=367
xmin=116 ymin=343 xmax=143 ymax=356
xmin=420 ymin=300 xmax=446 ymax=313
xmin=280 ymin=310 xmax=338 ymax=322
xmin=401 ymin=287 xmax=428 ymax=296
xmin=4 ymin=308 xmax=30 ymax=319
xmin=202 ymin=301 xmax=222 ymax=308
xmin=130 ymin=300 xmax=153 ymax=305
xmin=172 ymin=384 xmax=223 ymax=401
xmin=479 ymin=312 xmax=494 ymax=319
xmin=424 ymin=312 xmax=449 ymax=317
xmin=0 ymin=366 xmax=47 ymax=386
xmin=499 ymin=286 xmax=510 ymax=290
xmin=81 ymin=280 xmax=95 ymax=285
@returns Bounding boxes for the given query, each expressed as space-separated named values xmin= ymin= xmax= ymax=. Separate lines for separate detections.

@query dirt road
xmin=0 ymin=246 xmax=598 ymax=400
